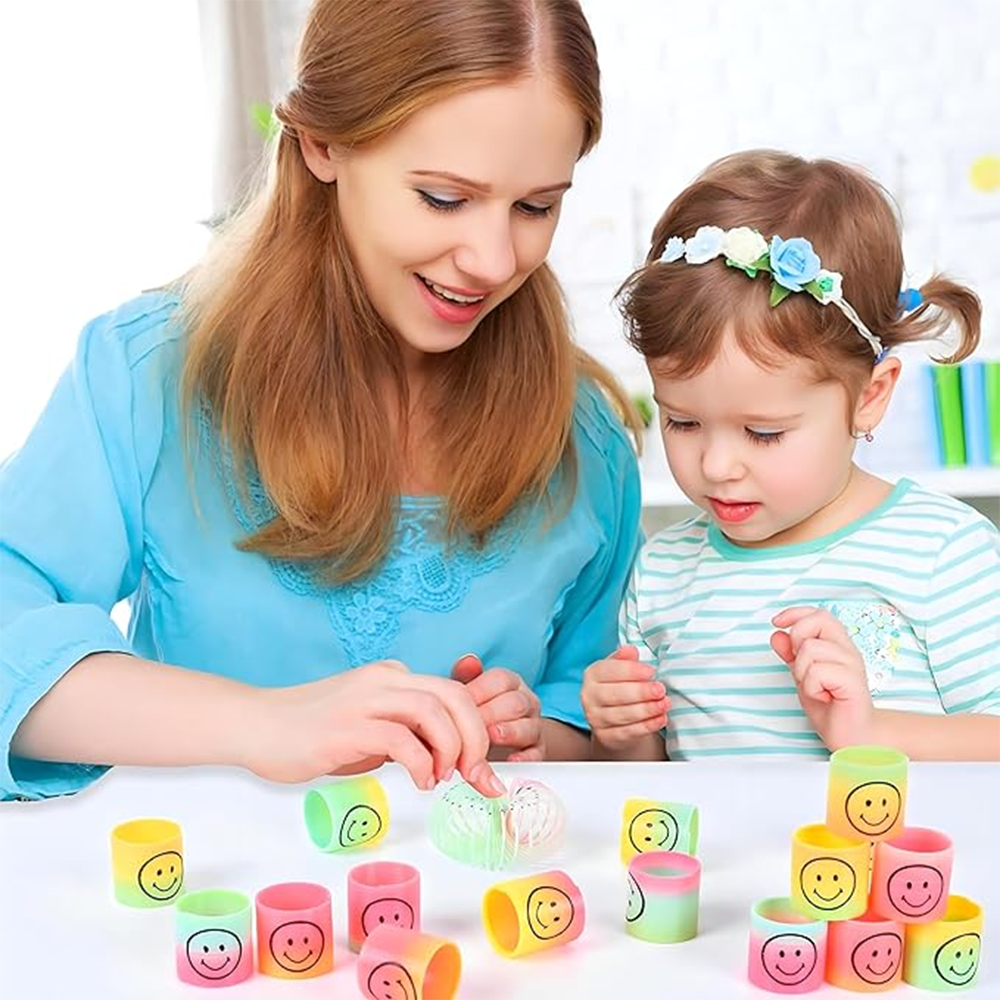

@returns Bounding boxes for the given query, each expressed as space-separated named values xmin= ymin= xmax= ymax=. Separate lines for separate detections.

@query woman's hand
xmin=581 ymin=645 xmax=669 ymax=752
xmin=245 ymin=660 xmax=506 ymax=796
xmin=451 ymin=654 xmax=544 ymax=762
xmin=771 ymin=607 xmax=875 ymax=751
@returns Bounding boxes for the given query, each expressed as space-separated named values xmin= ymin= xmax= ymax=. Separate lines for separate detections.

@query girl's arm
xmin=871 ymin=709 xmax=1000 ymax=762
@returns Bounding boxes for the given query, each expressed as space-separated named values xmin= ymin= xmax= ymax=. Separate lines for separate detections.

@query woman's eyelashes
xmin=416 ymin=190 xmax=553 ymax=217
xmin=662 ymin=417 xmax=785 ymax=445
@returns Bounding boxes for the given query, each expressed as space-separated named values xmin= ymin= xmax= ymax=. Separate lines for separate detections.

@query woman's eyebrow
xmin=408 ymin=169 xmax=572 ymax=196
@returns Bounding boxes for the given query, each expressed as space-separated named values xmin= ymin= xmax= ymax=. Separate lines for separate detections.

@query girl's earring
xmin=852 ymin=428 xmax=875 ymax=443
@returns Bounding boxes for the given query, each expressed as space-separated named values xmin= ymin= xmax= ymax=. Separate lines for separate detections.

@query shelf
xmin=641 ymin=466 xmax=1000 ymax=508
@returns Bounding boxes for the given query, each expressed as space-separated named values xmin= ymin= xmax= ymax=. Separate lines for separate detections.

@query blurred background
xmin=2 ymin=0 xmax=997 ymax=527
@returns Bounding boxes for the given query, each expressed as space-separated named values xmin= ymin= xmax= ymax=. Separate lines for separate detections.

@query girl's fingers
xmin=592 ymin=680 xmax=666 ymax=707
xmin=594 ymin=698 xmax=669 ymax=729
xmin=598 ymin=714 xmax=668 ymax=747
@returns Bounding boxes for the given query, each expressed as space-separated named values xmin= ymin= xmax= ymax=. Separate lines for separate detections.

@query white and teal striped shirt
xmin=620 ymin=479 xmax=1000 ymax=760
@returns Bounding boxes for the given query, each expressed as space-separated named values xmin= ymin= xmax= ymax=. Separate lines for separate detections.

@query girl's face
xmin=311 ymin=75 xmax=584 ymax=374
xmin=650 ymin=335 xmax=861 ymax=547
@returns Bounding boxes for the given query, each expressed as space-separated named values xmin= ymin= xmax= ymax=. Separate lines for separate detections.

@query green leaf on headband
xmin=769 ymin=283 xmax=793 ymax=307
xmin=803 ymin=279 xmax=826 ymax=298
xmin=750 ymin=253 xmax=771 ymax=273
xmin=725 ymin=258 xmax=759 ymax=278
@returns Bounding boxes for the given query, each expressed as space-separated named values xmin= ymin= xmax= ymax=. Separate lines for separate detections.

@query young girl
xmin=582 ymin=150 xmax=999 ymax=762
xmin=0 ymin=0 xmax=641 ymax=801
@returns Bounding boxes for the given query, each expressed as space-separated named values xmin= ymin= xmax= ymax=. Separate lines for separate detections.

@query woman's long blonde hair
xmin=180 ymin=0 xmax=637 ymax=584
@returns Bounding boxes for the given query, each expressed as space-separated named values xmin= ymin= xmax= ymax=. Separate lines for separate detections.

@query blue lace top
xmin=0 ymin=293 xmax=642 ymax=799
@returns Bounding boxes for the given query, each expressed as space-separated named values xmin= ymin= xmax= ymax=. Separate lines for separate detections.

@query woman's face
xmin=308 ymin=75 xmax=585 ymax=372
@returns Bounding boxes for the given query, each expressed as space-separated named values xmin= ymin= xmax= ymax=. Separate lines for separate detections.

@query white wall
xmin=0 ymin=0 xmax=210 ymax=457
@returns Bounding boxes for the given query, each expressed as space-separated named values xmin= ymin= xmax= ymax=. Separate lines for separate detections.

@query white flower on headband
xmin=812 ymin=269 xmax=843 ymax=305
xmin=721 ymin=227 xmax=768 ymax=270
xmin=656 ymin=225 xmax=886 ymax=359
xmin=661 ymin=236 xmax=685 ymax=262
xmin=684 ymin=225 xmax=725 ymax=264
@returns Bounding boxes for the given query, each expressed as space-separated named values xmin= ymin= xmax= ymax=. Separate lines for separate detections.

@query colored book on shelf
xmin=986 ymin=361 xmax=1000 ymax=466
xmin=960 ymin=362 xmax=988 ymax=466
xmin=930 ymin=366 xmax=966 ymax=467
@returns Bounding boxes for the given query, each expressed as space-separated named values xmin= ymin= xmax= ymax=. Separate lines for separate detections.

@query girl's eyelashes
xmin=416 ymin=190 xmax=554 ymax=218
xmin=663 ymin=416 xmax=698 ymax=433
xmin=663 ymin=416 xmax=786 ymax=445
xmin=745 ymin=428 xmax=785 ymax=445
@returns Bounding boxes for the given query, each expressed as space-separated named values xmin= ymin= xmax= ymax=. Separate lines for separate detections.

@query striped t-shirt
xmin=620 ymin=479 xmax=1000 ymax=760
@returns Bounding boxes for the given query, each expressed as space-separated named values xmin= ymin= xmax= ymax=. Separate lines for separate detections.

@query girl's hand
xmin=450 ymin=654 xmax=544 ymax=762
xmin=771 ymin=607 xmax=874 ymax=751
xmin=581 ymin=645 xmax=669 ymax=751
xmin=246 ymin=660 xmax=506 ymax=796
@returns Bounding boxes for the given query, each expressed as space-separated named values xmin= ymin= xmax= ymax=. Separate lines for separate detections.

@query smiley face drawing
xmin=362 ymin=897 xmax=416 ymax=936
xmin=850 ymin=931 xmax=902 ymax=985
xmin=625 ymin=873 xmax=645 ymax=923
xmin=934 ymin=932 xmax=981 ymax=987
xmin=339 ymin=804 xmax=383 ymax=848
xmin=366 ymin=961 xmax=416 ymax=1000
xmin=137 ymin=850 xmax=183 ymax=901
xmin=799 ymin=857 xmax=858 ymax=911
xmin=886 ymin=864 xmax=945 ymax=918
xmin=844 ymin=781 xmax=901 ymax=837
xmin=628 ymin=808 xmax=679 ymax=853
xmin=186 ymin=928 xmax=243 ymax=981
xmin=526 ymin=885 xmax=575 ymax=941
xmin=760 ymin=933 xmax=818 ymax=987
xmin=268 ymin=920 xmax=324 ymax=974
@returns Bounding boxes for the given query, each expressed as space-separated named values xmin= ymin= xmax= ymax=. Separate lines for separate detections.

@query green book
xmin=931 ymin=366 xmax=966 ymax=467
xmin=986 ymin=361 xmax=1000 ymax=466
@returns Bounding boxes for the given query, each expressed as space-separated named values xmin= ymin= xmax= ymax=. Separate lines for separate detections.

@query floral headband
xmin=658 ymin=226 xmax=922 ymax=363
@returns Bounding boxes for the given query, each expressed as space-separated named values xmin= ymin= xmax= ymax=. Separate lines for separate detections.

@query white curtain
xmin=197 ymin=0 xmax=310 ymax=219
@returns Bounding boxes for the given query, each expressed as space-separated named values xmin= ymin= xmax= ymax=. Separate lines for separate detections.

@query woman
xmin=0 ymin=0 xmax=641 ymax=801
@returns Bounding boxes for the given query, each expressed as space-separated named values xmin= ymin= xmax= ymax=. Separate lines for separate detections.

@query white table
xmin=1 ymin=761 xmax=997 ymax=998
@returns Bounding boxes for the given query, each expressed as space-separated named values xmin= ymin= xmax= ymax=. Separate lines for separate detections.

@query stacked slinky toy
xmin=749 ymin=745 xmax=983 ymax=994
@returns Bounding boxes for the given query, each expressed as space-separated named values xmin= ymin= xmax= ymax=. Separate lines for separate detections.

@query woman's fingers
xmin=377 ymin=690 xmax=463 ymax=782
xmin=476 ymin=687 xmax=537 ymax=728
xmin=489 ymin=714 xmax=542 ymax=751
xmin=354 ymin=721 xmax=436 ymax=791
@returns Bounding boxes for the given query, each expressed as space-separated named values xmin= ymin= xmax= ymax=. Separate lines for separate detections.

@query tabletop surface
xmin=1 ymin=760 xmax=997 ymax=999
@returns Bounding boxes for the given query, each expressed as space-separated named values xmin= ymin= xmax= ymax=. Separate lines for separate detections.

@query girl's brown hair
xmin=617 ymin=150 xmax=981 ymax=401
xmin=180 ymin=0 xmax=638 ymax=583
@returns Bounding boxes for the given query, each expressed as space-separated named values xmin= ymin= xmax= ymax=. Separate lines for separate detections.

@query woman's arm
xmin=11 ymin=652 xmax=256 ymax=768
xmin=871 ymin=709 xmax=1000 ymax=762
xmin=13 ymin=651 xmax=506 ymax=795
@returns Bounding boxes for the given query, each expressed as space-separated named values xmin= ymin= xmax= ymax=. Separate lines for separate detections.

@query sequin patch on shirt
xmin=823 ymin=600 xmax=903 ymax=694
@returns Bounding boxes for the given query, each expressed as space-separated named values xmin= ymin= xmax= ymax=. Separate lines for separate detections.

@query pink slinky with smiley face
xmin=255 ymin=882 xmax=333 ymax=979
xmin=826 ymin=909 xmax=904 ymax=992
xmin=748 ymin=897 xmax=827 ymax=994
xmin=357 ymin=926 xmax=461 ymax=1000
xmin=870 ymin=826 xmax=953 ymax=924
xmin=349 ymin=861 xmax=421 ymax=953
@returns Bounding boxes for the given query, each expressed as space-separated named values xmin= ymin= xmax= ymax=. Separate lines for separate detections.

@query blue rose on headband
xmin=769 ymin=235 xmax=821 ymax=291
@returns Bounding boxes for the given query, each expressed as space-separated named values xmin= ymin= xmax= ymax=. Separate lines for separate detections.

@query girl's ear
xmin=299 ymin=134 xmax=340 ymax=183
xmin=853 ymin=356 xmax=902 ymax=434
